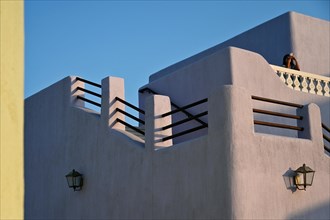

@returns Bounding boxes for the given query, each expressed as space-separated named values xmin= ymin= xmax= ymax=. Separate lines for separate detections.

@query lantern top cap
xmin=295 ymin=164 xmax=315 ymax=173
xmin=65 ymin=169 xmax=82 ymax=177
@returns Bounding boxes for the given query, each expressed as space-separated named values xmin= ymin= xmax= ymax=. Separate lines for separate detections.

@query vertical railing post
xmin=145 ymin=95 xmax=172 ymax=150
xmin=138 ymin=88 xmax=154 ymax=127
xmin=101 ymin=76 xmax=125 ymax=129
xmin=297 ymin=103 xmax=323 ymax=149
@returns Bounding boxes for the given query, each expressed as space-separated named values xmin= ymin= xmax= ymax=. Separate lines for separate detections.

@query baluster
xmin=313 ymin=79 xmax=322 ymax=95
xmin=324 ymin=81 xmax=330 ymax=97
xmin=286 ymin=74 xmax=294 ymax=89
xmin=320 ymin=80 xmax=326 ymax=96
xmin=283 ymin=73 xmax=289 ymax=86
xmin=277 ymin=71 xmax=286 ymax=83
xmin=314 ymin=79 xmax=322 ymax=95
xmin=300 ymin=76 xmax=308 ymax=93
xmin=308 ymin=78 xmax=316 ymax=94
xmin=306 ymin=77 xmax=311 ymax=93
xmin=292 ymin=75 xmax=300 ymax=91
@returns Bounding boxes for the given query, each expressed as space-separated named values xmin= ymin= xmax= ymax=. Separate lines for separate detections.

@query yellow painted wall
xmin=0 ymin=1 xmax=24 ymax=219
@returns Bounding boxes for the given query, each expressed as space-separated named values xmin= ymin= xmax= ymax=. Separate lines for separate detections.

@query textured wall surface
xmin=25 ymin=75 xmax=329 ymax=219
xmin=213 ymin=86 xmax=329 ymax=219
xmin=0 ymin=1 xmax=24 ymax=219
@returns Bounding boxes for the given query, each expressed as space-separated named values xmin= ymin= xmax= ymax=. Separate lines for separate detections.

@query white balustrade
xmin=270 ymin=65 xmax=330 ymax=97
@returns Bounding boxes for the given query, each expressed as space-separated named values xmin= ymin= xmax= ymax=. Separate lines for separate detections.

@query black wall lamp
xmin=65 ymin=169 xmax=83 ymax=191
xmin=294 ymin=164 xmax=315 ymax=191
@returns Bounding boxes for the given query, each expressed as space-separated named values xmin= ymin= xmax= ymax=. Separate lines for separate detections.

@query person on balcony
xmin=283 ymin=52 xmax=300 ymax=71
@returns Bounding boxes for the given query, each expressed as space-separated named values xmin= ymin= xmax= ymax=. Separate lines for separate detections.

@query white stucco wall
xmin=211 ymin=85 xmax=329 ymax=219
xmin=25 ymin=75 xmax=329 ymax=219
xmin=25 ymin=77 xmax=152 ymax=219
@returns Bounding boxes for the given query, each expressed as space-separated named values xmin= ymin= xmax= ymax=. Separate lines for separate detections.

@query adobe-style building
xmin=25 ymin=12 xmax=329 ymax=219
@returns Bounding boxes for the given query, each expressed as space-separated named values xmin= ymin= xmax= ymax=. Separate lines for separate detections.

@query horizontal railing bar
xmin=77 ymin=87 xmax=102 ymax=98
xmin=76 ymin=77 xmax=101 ymax=88
xmin=162 ymin=98 xmax=208 ymax=117
xmin=252 ymin=95 xmax=303 ymax=108
xmin=162 ymin=125 xmax=207 ymax=142
xmin=116 ymin=108 xmax=145 ymax=125
xmin=322 ymin=123 xmax=330 ymax=133
xmin=139 ymin=87 xmax=208 ymax=127
xmin=115 ymin=97 xmax=145 ymax=115
xmin=115 ymin=118 xmax=145 ymax=136
xmin=162 ymin=111 xmax=208 ymax=130
xmin=169 ymin=101 xmax=208 ymax=127
xmin=323 ymin=134 xmax=330 ymax=143
xmin=77 ymin=96 xmax=101 ymax=107
xmin=253 ymin=109 xmax=303 ymax=120
xmin=254 ymin=120 xmax=304 ymax=131
xmin=325 ymin=145 xmax=330 ymax=154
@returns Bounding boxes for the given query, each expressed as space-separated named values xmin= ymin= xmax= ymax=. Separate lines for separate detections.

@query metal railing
xmin=252 ymin=95 xmax=304 ymax=131
xmin=139 ymin=87 xmax=208 ymax=127
xmin=114 ymin=97 xmax=145 ymax=135
xmin=76 ymin=77 xmax=102 ymax=107
xmin=160 ymin=98 xmax=208 ymax=142
xmin=322 ymin=123 xmax=330 ymax=153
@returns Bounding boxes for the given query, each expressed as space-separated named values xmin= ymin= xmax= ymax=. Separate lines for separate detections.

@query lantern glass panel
xmin=306 ymin=172 xmax=315 ymax=186
xmin=66 ymin=175 xmax=74 ymax=188
xmin=74 ymin=175 xmax=82 ymax=187
xmin=295 ymin=173 xmax=304 ymax=185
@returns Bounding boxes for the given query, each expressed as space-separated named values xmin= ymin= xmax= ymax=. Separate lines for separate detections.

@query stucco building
xmin=25 ymin=12 xmax=329 ymax=219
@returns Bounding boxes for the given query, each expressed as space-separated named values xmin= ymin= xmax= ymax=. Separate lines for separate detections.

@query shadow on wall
xmin=287 ymin=200 xmax=330 ymax=219
xmin=282 ymin=168 xmax=297 ymax=193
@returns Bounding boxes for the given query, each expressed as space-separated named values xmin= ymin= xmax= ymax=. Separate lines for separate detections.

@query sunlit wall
xmin=0 ymin=1 xmax=24 ymax=219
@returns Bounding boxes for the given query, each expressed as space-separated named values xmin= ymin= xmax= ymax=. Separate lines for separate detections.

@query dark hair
xmin=283 ymin=54 xmax=290 ymax=65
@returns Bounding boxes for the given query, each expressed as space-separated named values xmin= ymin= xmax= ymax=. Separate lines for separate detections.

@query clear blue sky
xmin=25 ymin=0 xmax=329 ymax=118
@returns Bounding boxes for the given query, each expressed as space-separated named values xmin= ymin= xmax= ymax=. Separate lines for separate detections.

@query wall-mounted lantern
xmin=294 ymin=164 xmax=315 ymax=191
xmin=65 ymin=169 xmax=83 ymax=191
